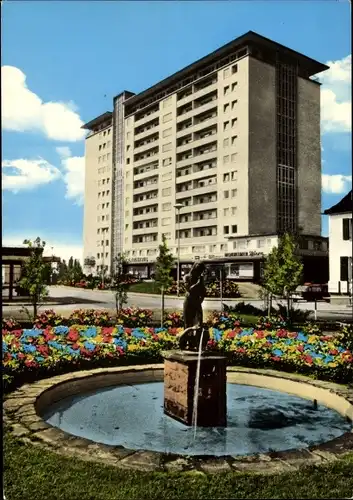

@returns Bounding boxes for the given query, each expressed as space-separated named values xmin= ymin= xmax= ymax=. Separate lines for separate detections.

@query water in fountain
xmin=192 ymin=328 xmax=204 ymax=440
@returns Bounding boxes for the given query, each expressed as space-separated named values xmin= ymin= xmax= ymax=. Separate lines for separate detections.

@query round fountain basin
xmin=42 ymin=381 xmax=351 ymax=456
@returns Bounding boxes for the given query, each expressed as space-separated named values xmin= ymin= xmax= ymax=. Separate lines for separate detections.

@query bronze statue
xmin=177 ymin=262 xmax=210 ymax=351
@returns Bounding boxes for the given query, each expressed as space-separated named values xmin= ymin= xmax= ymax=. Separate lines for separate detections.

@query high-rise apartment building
xmin=83 ymin=31 xmax=329 ymax=282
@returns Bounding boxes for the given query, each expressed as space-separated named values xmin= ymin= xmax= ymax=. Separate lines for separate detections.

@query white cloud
xmin=2 ymin=158 xmax=61 ymax=193
xmin=55 ymin=146 xmax=72 ymax=158
xmin=56 ymin=148 xmax=85 ymax=205
xmin=317 ymin=54 xmax=351 ymax=133
xmin=2 ymin=236 xmax=83 ymax=265
xmin=322 ymin=173 xmax=352 ymax=194
xmin=1 ymin=65 xmax=86 ymax=142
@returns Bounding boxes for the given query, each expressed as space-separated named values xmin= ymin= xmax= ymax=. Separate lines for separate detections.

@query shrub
xmin=337 ymin=323 xmax=353 ymax=352
xmin=68 ymin=309 xmax=113 ymax=326
xmin=115 ymin=307 xmax=153 ymax=328
xmin=207 ymin=310 xmax=242 ymax=331
xmin=34 ymin=310 xmax=66 ymax=329
xmin=2 ymin=318 xmax=21 ymax=332
xmin=256 ymin=315 xmax=288 ymax=330
xmin=164 ymin=311 xmax=183 ymax=328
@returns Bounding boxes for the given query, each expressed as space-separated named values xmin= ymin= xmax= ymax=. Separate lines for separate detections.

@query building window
xmin=223 ymin=67 xmax=230 ymax=78
xmin=223 ymin=226 xmax=229 ymax=235
xmin=230 ymin=170 xmax=237 ymax=181
xmin=231 ymin=189 xmax=237 ymax=198
xmin=232 ymin=64 xmax=238 ymax=74
xmin=232 ymin=225 xmax=237 ymax=233
xmin=231 ymin=153 xmax=237 ymax=163
xmin=224 ymin=86 xmax=230 ymax=95
xmin=223 ymin=155 xmax=229 ymax=164
xmin=231 ymin=207 xmax=237 ymax=215
xmin=231 ymin=118 xmax=237 ymax=127
xmin=162 ymin=217 xmax=171 ymax=226
xmin=224 ymin=190 xmax=229 ymax=199
xmin=163 ymin=157 xmax=172 ymax=166
xmin=231 ymin=82 xmax=238 ymax=91
xmin=224 ymin=121 xmax=230 ymax=131
xmin=231 ymin=100 xmax=238 ymax=109
xmin=163 ymin=96 xmax=172 ymax=108
xmin=343 ymin=218 xmax=352 ymax=240
xmin=163 ymin=112 xmax=172 ymax=123
xmin=221 ymin=244 xmax=227 ymax=251
xmin=340 ymin=256 xmax=349 ymax=281
xmin=223 ymin=173 xmax=230 ymax=182
xmin=223 ymin=103 xmax=230 ymax=113
xmin=223 ymin=208 xmax=229 ymax=216
xmin=162 ymin=187 xmax=171 ymax=196
xmin=257 ymin=239 xmax=265 ymax=248
xmin=231 ymin=135 xmax=237 ymax=145
xmin=162 ymin=142 xmax=172 ymax=152
xmin=163 ymin=127 xmax=172 ymax=138
xmin=223 ymin=138 xmax=229 ymax=148
xmin=162 ymin=202 xmax=171 ymax=211
xmin=162 ymin=172 xmax=172 ymax=181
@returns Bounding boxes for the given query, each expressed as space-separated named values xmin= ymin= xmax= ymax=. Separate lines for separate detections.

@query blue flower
xmin=212 ymin=329 xmax=223 ymax=342
xmin=83 ymin=327 xmax=97 ymax=338
xmin=35 ymin=356 xmax=45 ymax=363
xmin=23 ymin=344 xmax=36 ymax=353
xmin=3 ymin=342 xmax=8 ymax=352
xmin=67 ymin=347 xmax=80 ymax=356
xmin=308 ymin=351 xmax=323 ymax=359
xmin=273 ymin=349 xmax=283 ymax=357
xmin=48 ymin=341 xmax=65 ymax=350
xmin=22 ymin=329 xmax=42 ymax=337
xmin=83 ymin=342 xmax=96 ymax=351
xmin=297 ymin=332 xmax=308 ymax=342
xmin=154 ymin=328 xmax=165 ymax=334
xmin=114 ymin=338 xmax=127 ymax=349
xmin=132 ymin=329 xmax=146 ymax=339
xmin=323 ymin=355 xmax=334 ymax=364
xmin=54 ymin=326 xmax=69 ymax=335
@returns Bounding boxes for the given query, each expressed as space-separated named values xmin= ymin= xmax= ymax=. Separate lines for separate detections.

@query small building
xmin=324 ymin=190 xmax=352 ymax=304
xmin=1 ymin=246 xmax=60 ymax=301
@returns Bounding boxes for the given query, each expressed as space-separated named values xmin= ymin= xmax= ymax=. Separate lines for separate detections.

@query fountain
xmin=17 ymin=260 xmax=351 ymax=470
xmin=162 ymin=262 xmax=227 ymax=427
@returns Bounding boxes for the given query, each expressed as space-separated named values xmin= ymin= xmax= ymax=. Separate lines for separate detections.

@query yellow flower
xmin=128 ymin=344 xmax=139 ymax=352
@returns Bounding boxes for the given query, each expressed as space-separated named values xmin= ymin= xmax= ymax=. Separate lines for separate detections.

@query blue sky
xmin=2 ymin=1 xmax=351 ymax=262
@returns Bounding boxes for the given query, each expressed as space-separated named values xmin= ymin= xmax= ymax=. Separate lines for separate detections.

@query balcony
xmin=133 ymin=209 xmax=158 ymax=221
xmin=176 ymin=101 xmax=217 ymax=124
xmin=134 ymin=137 xmax=159 ymax=155
xmin=133 ymin=181 xmax=158 ymax=194
xmin=134 ymin=120 xmax=159 ymax=139
xmin=176 ymin=82 xmax=218 ymax=108
xmin=134 ymin=166 xmax=159 ymax=181
xmin=191 ymin=200 xmax=217 ymax=212
xmin=133 ymin=153 xmax=159 ymax=169
xmin=132 ymin=225 xmax=158 ymax=235
xmin=134 ymin=109 xmax=160 ymax=127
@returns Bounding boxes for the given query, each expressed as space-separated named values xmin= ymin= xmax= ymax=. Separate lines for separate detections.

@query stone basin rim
xmin=4 ymin=365 xmax=353 ymax=474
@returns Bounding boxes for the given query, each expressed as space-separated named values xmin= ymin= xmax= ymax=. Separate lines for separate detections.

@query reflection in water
xmin=42 ymin=382 xmax=351 ymax=457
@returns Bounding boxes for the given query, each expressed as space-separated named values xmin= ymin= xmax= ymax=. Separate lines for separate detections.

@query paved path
xmin=3 ymin=286 xmax=352 ymax=322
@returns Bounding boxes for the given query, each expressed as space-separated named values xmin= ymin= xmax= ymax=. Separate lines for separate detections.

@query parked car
xmin=292 ymin=283 xmax=330 ymax=302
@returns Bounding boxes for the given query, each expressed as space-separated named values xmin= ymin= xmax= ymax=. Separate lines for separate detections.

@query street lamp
xmin=174 ymin=203 xmax=184 ymax=297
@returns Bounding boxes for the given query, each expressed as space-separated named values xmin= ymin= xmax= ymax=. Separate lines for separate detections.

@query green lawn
xmin=4 ymin=431 xmax=353 ymax=500
xmin=129 ymin=281 xmax=162 ymax=294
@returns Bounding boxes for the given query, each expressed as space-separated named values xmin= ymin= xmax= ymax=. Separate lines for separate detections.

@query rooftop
xmin=81 ymin=111 xmax=113 ymax=131
xmin=324 ymin=190 xmax=353 ymax=215
xmin=123 ymin=30 xmax=329 ymax=108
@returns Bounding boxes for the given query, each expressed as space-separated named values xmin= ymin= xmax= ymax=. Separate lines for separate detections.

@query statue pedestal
xmin=161 ymin=350 xmax=227 ymax=427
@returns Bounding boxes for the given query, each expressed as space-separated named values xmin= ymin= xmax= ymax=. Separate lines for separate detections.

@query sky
xmin=2 ymin=0 xmax=352 ymax=263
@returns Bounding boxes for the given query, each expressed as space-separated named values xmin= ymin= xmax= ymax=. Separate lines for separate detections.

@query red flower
xmin=25 ymin=360 xmax=38 ymax=368
xmin=343 ymin=354 xmax=353 ymax=363
xmin=277 ymin=329 xmax=288 ymax=338
xmin=227 ymin=331 xmax=236 ymax=339
xmin=302 ymin=354 xmax=313 ymax=364
xmin=297 ymin=345 xmax=304 ymax=352
xmin=255 ymin=331 xmax=265 ymax=339
xmin=67 ymin=330 xmax=79 ymax=342
xmin=102 ymin=327 xmax=114 ymax=335
xmin=272 ymin=356 xmax=281 ymax=362
xmin=72 ymin=343 xmax=80 ymax=350
xmin=237 ymin=347 xmax=246 ymax=354
xmin=329 ymin=349 xmax=338 ymax=355
xmin=125 ymin=328 xmax=132 ymax=336
xmin=18 ymin=353 xmax=26 ymax=360
xmin=37 ymin=345 xmax=49 ymax=357
xmin=288 ymin=332 xmax=298 ymax=338
xmin=80 ymin=348 xmax=93 ymax=357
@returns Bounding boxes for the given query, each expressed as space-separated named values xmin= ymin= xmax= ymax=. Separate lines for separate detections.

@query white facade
xmin=83 ymin=115 xmax=113 ymax=276
xmin=328 ymin=213 xmax=352 ymax=294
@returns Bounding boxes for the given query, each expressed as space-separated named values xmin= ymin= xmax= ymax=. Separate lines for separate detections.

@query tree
xmin=72 ymin=259 xmax=83 ymax=283
xmin=84 ymin=256 xmax=96 ymax=275
xmin=112 ymin=253 xmax=128 ymax=313
xmin=18 ymin=237 xmax=49 ymax=320
xmin=155 ymin=234 xmax=175 ymax=326
xmin=262 ymin=233 xmax=303 ymax=320
xmin=57 ymin=260 xmax=68 ymax=281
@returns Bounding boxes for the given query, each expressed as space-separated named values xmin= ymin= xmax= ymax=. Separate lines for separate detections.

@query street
xmin=3 ymin=285 xmax=349 ymax=322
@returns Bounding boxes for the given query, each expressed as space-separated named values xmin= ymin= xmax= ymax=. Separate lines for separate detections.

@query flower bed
xmin=166 ymin=280 xmax=240 ymax=298
xmin=2 ymin=319 xmax=352 ymax=392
